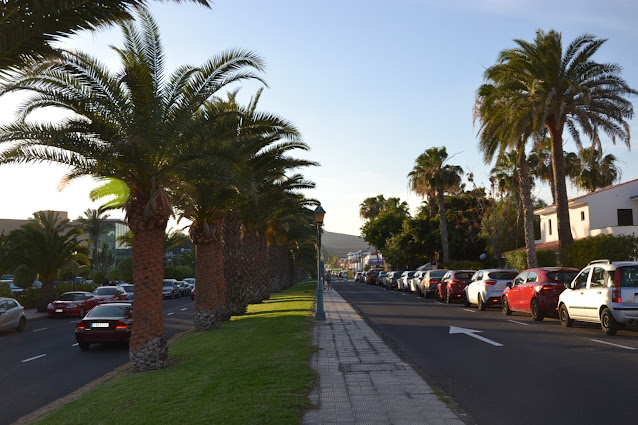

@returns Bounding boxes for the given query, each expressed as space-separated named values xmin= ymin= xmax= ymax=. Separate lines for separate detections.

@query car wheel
xmin=463 ymin=293 xmax=470 ymax=307
xmin=601 ymin=308 xmax=618 ymax=336
xmin=79 ymin=342 xmax=91 ymax=351
xmin=531 ymin=298 xmax=544 ymax=321
xmin=79 ymin=307 xmax=85 ymax=317
xmin=16 ymin=316 xmax=26 ymax=332
xmin=502 ymin=297 xmax=512 ymax=316
xmin=559 ymin=304 xmax=573 ymax=327
xmin=477 ymin=294 xmax=485 ymax=311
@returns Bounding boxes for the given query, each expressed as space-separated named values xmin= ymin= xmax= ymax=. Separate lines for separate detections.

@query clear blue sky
xmin=1 ymin=0 xmax=637 ymax=235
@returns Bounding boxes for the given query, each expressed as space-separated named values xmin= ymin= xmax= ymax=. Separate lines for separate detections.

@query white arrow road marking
xmin=449 ymin=326 xmax=503 ymax=347
xmin=32 ymin=328 xmax=47 ymax=333
xmin=181 ymin=308 xmax=187 ymax=311
xmin=589 ymin=339 xmax=637 ymax=351
xmin=507 ymin=320 xmax=529 ymax=326
xmin=22 ymin=354 xmax=46 ymax=363
xmin=167 ymin=312 xmax=174 ymax=316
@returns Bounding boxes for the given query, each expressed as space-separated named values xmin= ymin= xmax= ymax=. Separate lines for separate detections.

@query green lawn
xmin=36 ymin=282 xmax=318 ymax=425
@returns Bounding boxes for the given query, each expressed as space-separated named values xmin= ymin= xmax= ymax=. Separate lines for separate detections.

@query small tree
xmin=118 ymin=257 xmax=133 ymax=284
xmin=107 ymin=269 xmax=121 ymax=282
xmin=13 ymin=264 xmax=37 ymax=289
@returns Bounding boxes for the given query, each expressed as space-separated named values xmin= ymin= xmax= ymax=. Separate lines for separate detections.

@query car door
xmin=521 ymin=271 xmax=539 ymax=312
xmin=467 ymin=271 xmax=482 ymax=304
xmin=1 ymin=299 xmax=19 ymax=330
xmin=507 ymin=272 xmax=527 ymax=311
xmin=584 ymin=266 xmax=608 ymax=319
xmin=563 ymin=267 xmax=591 ymax=320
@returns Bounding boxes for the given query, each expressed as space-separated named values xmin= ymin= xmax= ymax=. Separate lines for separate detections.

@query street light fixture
xmin=314 ymin=205 xmax=326 ymax=321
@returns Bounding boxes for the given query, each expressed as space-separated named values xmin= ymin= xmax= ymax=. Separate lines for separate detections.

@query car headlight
xmin=47 ymin=303 xmax=53 ymax=308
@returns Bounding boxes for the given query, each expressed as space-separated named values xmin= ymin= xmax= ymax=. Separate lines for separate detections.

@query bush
xmin=440 ymin=260 xmax=484 ymax=271
xmin=118 ymin=258 xmax=133 ymax=283
xmin=164 ymin=265 xmax=193 ymax=281
xmin=92 ymin=271 xmax=106 ymax=285
xmin=18 ymin=287 xmax=40 ymax=308
xmin=0 ymin=282 xmax=11 ymax=298
xmin=562 ymin=234 xmax=638 ymax=269
xmin=504 ymin=250 xmax=558 ymax=271
xmin=13 ymin=264 xmax=37 ymax=289
xmin=107 ymin=269 xmax=121 ymax=282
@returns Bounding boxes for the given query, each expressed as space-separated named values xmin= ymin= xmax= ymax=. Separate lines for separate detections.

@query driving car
xmin=419 ymin=270 xmax=448 ymax=298
xmin=558 ymin=260 xmax=638 ymax=335
xmin=92 ymin=285 xmax=128 ymax=303
xmin=75 ymin=302 xmax=133 ymax=350
xmin=163 ymin=279 xmax=181 ymax=299
xmin=501 ymin=267 xmax=579 ymax=320
xmin=439 ymin=270 xmax=475 ymax=303
xmin=0 ymin=297 xmax=26 ymax=332
xmin=464 ymin=269 xmax=519 ymax=310
xmin=47 ymin=291 xmax=100 ymax=317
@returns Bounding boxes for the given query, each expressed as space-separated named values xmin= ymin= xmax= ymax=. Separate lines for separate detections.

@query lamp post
xmin=314 ymin=205 xmax=326 ymax=321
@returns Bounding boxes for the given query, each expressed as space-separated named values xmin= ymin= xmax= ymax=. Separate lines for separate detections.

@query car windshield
xmin=488 ymin=271 xmax=518 ymax=280
xmin=454 ymin=272 xmax=474 ymax=279
xmin=93 ymin=287 xmax=116 ymax=295
xmin=60 ymin=293 xmax=84 ymax=301
xmin=546 ymin=272 xmax=578 ymax=283
xmin=85 ymin=305 xmax=130 ymax=318
xmin=122 ymin=286 xmax=134 ymax=293
xmin=619 ymin=266 xmax=638 ymax=287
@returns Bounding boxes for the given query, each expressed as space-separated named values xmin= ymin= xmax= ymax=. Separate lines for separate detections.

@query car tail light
xmin=484 ymin=280 xmax=497 ymax=286
xmin=76 ymin=322 xmax=85 ymax=330
xmin=535 ymin=284 xmax=553 ymax=292
xmin=613 ymin=269 xmax=622 ymax=303
xmin=115 ymin=320 xmax=129 ymax=330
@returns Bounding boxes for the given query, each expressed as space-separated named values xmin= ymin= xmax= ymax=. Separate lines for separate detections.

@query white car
xmin=0 ymin=297 xmax=27 ymax=332
xmin=399 ymin=271 xmax=416 ymax=291
xmin=464 ymin=269 xmax=519 ymax=310
xmin=558 ymin=260 xmax=638 ymax=335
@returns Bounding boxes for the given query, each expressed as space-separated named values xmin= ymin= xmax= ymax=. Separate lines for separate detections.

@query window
xmin=574 ymin=268 xmax=590 ymax=290
xmin=590 ymin=267 xmax=606 ymax=288
xmin=527 ymin=272 xmax=538 ymax=283
xmin=618 ymin=209 xmax=634 ymax=226
xmin=581 ymin=211 xmax=585 ymax=221
xmin=548 ymin=219 xmax=552 ymax=235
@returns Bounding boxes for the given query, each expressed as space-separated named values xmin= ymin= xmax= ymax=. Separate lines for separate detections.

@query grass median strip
xmin=36 ymin=281 xmax=318 ymax=425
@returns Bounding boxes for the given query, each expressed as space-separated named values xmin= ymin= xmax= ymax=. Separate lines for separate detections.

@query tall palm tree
xmin=488 ymin=29 xmax=637 ymax=252
xmin=408 ymin=147 xmax=462 ymax=263
xmin=359 ymin=195 xmax=386 ymax=220
xmin=1 ymin=0 xmax=211 ymax=75
xmin=570 ymin=147 xmax=621 ymax=193
xmin=2 ymin=211 xmax=88 ymax=311
xmin=0 ymin=9 xmax=264 ymax=371
xmin=76 ymin=208 xmax=110 ymax=272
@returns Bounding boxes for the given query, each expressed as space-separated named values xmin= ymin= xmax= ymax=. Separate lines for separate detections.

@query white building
xmin=534 ymin=178 xmax=638 ymax=250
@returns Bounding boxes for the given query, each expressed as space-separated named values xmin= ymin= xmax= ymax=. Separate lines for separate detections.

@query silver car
xmin=0 ymin=297 xmax=27 ymax=332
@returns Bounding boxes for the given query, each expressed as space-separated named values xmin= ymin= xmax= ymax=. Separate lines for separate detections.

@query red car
xmin=439 ymin=270 xmax=476 ymax=303
xmin=92 ymin=285 xmax=128 ymax=303
xmin=501 ymin=267 xmax=579 ymax=321
xmin=75 ymin=302 xmax=133 ymax=350
xmin=47 ymin=291 xmax=99 ymax=317
xmin=190 ymin=286 xmax=195 ymax=300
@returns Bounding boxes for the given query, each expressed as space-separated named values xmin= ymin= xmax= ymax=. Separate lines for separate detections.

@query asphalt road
xmin=333 ymin=279 xmax=638 ymax=425
xmin=0 ymin=296 xmax=194 ymax=425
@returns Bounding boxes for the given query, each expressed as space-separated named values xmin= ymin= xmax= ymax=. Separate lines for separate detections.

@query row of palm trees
xmin=0 ymin=7 xmax=318 ymax=372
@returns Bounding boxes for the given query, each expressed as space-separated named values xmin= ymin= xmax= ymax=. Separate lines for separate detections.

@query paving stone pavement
xmin=302 ymin=287 xmax=467 ymax=425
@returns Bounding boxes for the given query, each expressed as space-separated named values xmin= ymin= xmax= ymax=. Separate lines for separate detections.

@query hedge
xmin=561 ymin=234 xmax=638 ymax=269
xmin=504 ymin=250 xmax=557 ymax=272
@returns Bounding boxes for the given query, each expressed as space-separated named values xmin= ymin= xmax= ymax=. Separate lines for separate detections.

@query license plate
xmin=92 ymin=323 xmax=109 ymax=328
xmin=55 ymin=309 xmax=63 ymax=313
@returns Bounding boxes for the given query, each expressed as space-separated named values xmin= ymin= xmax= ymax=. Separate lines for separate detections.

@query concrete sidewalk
xmin=302 ymin=288 xmax=466 ymax=425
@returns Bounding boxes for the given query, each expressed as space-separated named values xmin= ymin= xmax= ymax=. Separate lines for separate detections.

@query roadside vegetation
xmin=33 ymin=282 xmax=317 ymax=425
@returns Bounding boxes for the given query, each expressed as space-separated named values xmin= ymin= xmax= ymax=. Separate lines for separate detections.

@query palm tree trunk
xmin=223 ymin=212 xmax=246 ymax=316
xmin=243 ymin=228 xmax=262 ymax=304
xmin=548 ymin=125 xmax=575 ymax=252
xmin=267 ymin=244 xmax=279 ymax=293
xmin=193 ymin=233 xmax=225 ymax=330
xmin=127 ymin=196 xmax=169 ymax=372
xmin=517 ymin=146 xmax=537 ymax=268
xmin=437 ymin=190 xmax=450 ymax=263
xmin=256 ymin=233 xmax=269 ymax=301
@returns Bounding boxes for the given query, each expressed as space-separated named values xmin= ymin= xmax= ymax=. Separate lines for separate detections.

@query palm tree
xmin=1 ymin=0 xmax=211 ymax=75
xmin=2 ymin=211 xmax=88 ymax=311
xmin=408 ymin=147 xmax=462 ymax=263
xmin=76 ymin=208 xmax=110 ymax=272
xmin=359 ymin=195 xmax=387 ymax=220
xmin=489 ymin=29 xmax=637 ymax=252
xmin=0 ymin=9 xmax=264 ymax=371
xmin=570 ymin=147 xmax=621 ymax=193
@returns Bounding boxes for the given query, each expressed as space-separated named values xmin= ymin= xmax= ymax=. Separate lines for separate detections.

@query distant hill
xmin=321 ymin=231 xmax=373 ymax=257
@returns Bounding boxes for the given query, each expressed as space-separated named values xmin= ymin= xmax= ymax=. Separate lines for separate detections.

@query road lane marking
xmin=449 ymin=326 xmax=503 ymax=347
xmin=69 ymin=320 xmax=79 ymax=323
xmin=72 ymin=343 xmax=78 ymax=347
xmin=589 ymin=339 xmax=637 ymax=351
xmin=22 ymin=354 xmax=47 ymax=362
xmin=181 ymin=308 xmax=188 ymax=311
xmin=167 ymin=312 xmax=175 ymax=316
xmin=508 ymin=320 xmax=529 ymax=326
xmin=32 ymin=328 xmax=47 ymax=333
xmin=462 ymin=309 xmax=476 ymax=313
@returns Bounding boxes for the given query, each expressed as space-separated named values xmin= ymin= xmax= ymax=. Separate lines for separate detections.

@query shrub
xmin=13 ymin=264 xmax=37 ymax=289
xmin=0 ymin=282 xmax=11 ymax=298
xmin=562 ymin=234 xmax=638 ymax=269
xmin=19 ymin=288 xmax=40 ymax=308
xmin=107 ymin=269 xmax=121 ymax=282
xmin=164 ymin=265 xmax=193 ymax=280
xmin=440 ymin=260 xmax=484 ymax=271
xmin=92 ymin=271 xmax=106 ymax=285
xmin=118 ymin=258 xmax=133 ymax=283
xmin=504 ymin=250 xmax=558 ymax=271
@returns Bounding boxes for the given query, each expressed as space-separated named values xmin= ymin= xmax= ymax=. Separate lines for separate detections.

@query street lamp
xmin=314 ymin=205 xmax=326 ymax=321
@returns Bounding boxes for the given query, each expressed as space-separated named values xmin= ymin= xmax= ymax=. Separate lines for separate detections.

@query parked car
xmin=439 ymin=270 xmax=475 ymax=303
xmin=177 ymin=281 xmax=191 ymax=297
xmin=377 ymin=271 xmax=388 ymax=287
xmin=411 ymin=270 xmax=427 ymax=294
xmin=399 ymin=271 xmax=416 ymax=292
xmin=420 ymin=270 xmax=448 ymax=298
xmin=75 ymin=302 xmax=133 ymax=350
xmin=385 ymin=271 xmax=402 ymax=290
xmin=92 ymin=286 xmax=128 ymax=303
xmin=354 ymin=272 xmax=363 ymax=282
xmin=367 ymin=269 xmax=384 ymax=285
xmin=120 ymin=284 xmax=134 ymax=301
xmin=6 ymin=281 xmax=23 ymax=295
xmin=184 ymin=278 xmax=195 ymax=290
xmin=464 ymin=269 xmax=519 ymax=310
xmin=0 ymin=297 xmax=26 ymax=332
xmin=501 ymin=267 xmax=579 ymax=321
xmin=162 ymin=279 xmax=181 ymax=299
xmin=558 ymin=260 xmax=638 ymax=335
xmin=190 ymin=285 xmax=195 ymax=300
xmin=47 ymin=291 xmax=100 ymax=317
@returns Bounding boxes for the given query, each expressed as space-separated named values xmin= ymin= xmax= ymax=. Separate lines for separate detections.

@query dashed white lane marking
xmin=508 ymin=320 xmax=529 ymax=326
xmin=181 ymin=308 xmax=187 ymax=311
xmin=167 ymin=312 xmax=174 ymax=316
xmin=69 ymin=320 xmax=79 ymax=323
xmin=589 ymin=339 xmax=637 ymax=351
xmin=72 ymin=343 xmax=79 ymax=347
xmin=32 ymin=328 xmax=47 ymax=333
xmin=22 ymin=354 xmax=46 ymax=362
xmin=463 ymin=309 xmax=476 ymax=313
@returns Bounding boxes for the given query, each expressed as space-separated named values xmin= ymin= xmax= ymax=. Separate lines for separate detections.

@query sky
xmin=1 ymin=0 xmax=638 ymax=236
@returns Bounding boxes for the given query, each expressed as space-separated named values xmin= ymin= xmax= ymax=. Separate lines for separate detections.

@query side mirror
xmin=506 ymin=282 xmax=512 ymax=289
xmin=564 ymin=282 xmax=572 ymax=289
